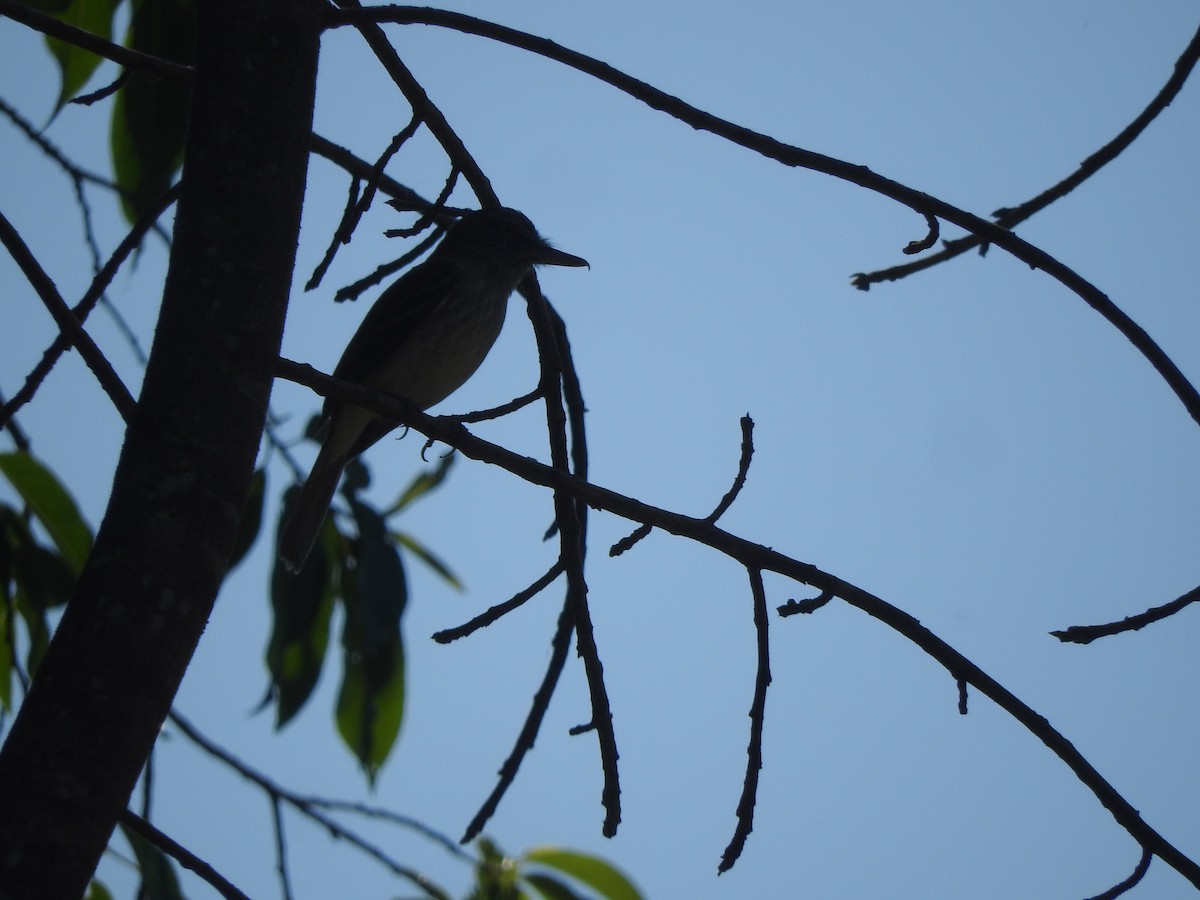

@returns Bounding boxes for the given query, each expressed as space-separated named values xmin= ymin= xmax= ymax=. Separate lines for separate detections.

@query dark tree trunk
xmin=0 ymin=1 xmax=322 ymax=895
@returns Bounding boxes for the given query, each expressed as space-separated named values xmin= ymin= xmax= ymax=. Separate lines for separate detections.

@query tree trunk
xmin=0 ymin=1 xmax=322 ymax=894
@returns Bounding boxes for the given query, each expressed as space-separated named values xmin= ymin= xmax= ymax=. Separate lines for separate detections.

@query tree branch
xmin=855 ymin=20 xmax=1200 ymax=287
xmin=0 ymin=209 xmax=137 ymax=421
xmin=326 ymin=7 xmax=1200 ymax=434
xmin=276 ymin=355 xmax=1200 ymax=887
xmin=119 ymin=811 xmax=251 ymax=900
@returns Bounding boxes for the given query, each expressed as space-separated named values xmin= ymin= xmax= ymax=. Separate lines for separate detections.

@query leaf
xmin=11 ymin=539 xmax=76 ymax=611
xmin=392 ymin=531 xmax=462 ymax=590
xmin=0 ymin=451 xmax=93 ymax=574
xmin=470 ymin=838 xmax=522 ymax=900
xmin=336 ymin=498 xmax=408 ymax=782
xmin=44 ymin=0 xmax=120 ymax=113
xmin=266 ymin=485 xmax=337 ymax=727
xmin=83 ymin=879 xmax=115 ymax=900
xmin=524 ymin=873 xmax=587 ymax=900
xmin=0 ymin=505 xmax=73 ymax=677
xmin=110 ymin=0 xmax=195 ymax=222
xmin=522 ymin=848 xmax=643 ymax=900
xmin=118 ymin=822 xmax=186 ymax=900
xmin=228 ymin=467 xmax=265 ymax=571
xmin=384 ymin=453 xmax=456 ymax=515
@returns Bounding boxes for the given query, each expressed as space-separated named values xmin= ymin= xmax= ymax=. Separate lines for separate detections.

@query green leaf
xmin=522 ymin=848 xmax=643 ymax=900
xmin=11 ymin=539 xmax=76 ymax=611
xmin=524 ymin=873 xmax=587 ymax=900
xmin=119 ymin=822 xmax=186 ymax=900
xmin=470 ymin=838 xmax=522 ymax=900
xmin=393 ymin=531 xmax=462 ymax=590
xmin=0 ymin=505 xmax=73 ymax=677
xmin=15 ymin=592 xmax=51 ymax=677
xmin=383 ymin=453 xmax=455 ymax=515
xmin=336 ymin=498 xmax=408 ymax=783
xmin=45 ymin=0 xmax=120 ymax=113
xmin=0 ymin=451 xmax=93 ymax=574
xmin=110 ymin=0 xmax=195 ymax=222
xmin=83 ymin=879 xmax=115 ymax=900
xmin=228 ymin=467 xmax=265 ymax=571
xmin=267 ymin=485 xmax=337 ymax=727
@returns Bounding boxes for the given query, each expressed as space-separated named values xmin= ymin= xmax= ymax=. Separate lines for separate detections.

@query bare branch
xmin=270 ymin=796 xmax=294 ymax=900
xmin=0 ymin=210 xmax=136 ymax=422
xmin=119 ymin=810 xmax=251 ymax=900
xmin=1051 ymin=582 xmax=1200 ymax=644
xmin=331 ymin=0 xmax=498 ymax=207
xmin=166 ymin=711 xmax=452 ymax=899
xmin=432 ymin=560 xmax=564 ymax=642
xmin=856 ymin=21 xmax=1200 ymax=287
xmin=0 ymin=185 xmax=178 ymax=431
xmin=307 ymin=115 xmax=423 ymax=291
xmin=310 ymin=133 xmax=433 ymax=213
xmin=326 ymin=7 xmax=1200 ymax=434
xmin=275 ymin=355 xmax=1200 ymax=886
xmin=461 ymin=600 xmax=575 ymax=844
xmin=719 ymin=567 xmax=772 ymax=873
xmin=1086 ymin=847 xmax=1152 ymax=900
xmin=707 ymin=415 xmax=755 ymax=524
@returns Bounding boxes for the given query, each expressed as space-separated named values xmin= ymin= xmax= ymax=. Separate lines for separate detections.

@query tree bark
xmin=0 ymin=1 xmax=322 ymax=894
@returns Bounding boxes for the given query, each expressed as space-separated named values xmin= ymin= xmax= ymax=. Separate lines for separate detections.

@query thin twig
xmin=449 ymin=387 xmax=543 ymax=424
xmin=270 ymin=795 xmax=294 ymax=900
xmin=461 ymin=600 xmax=575 ymax=843
xmin=1051 ymin=582 xmax=1200 ymax=644
xmin=611 ymin=414 xmax=754 ymax=555
xmin=332 ymin=0 xmax=498 ymax=207
xmin=1086 ymin=847 xmax=1152 ymax=900
xmin=719 ymin=567 xmax=772 ymax=873
xmin=166 ymin=710 xmax=452 ymax=899
xmin=707 ymin=415 xmax=754 ymax=523
xmin=856 ymin=22 xmax=1200 ymax=287
xmin=0 ymin=185 xmax=178 ymax=431
xmin=307 ymin=115 xmax=424 ymax=291
xmin=0 ymin=210 xmax=136 ymax=422
xmin=432 ymin=560 xmax=564 ymax=643
xmin=120 ymin=810 xmax=251 ymax=900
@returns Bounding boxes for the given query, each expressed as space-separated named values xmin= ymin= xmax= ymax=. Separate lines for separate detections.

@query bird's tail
xmin=278 ymin=443 xmax=345 ymax=572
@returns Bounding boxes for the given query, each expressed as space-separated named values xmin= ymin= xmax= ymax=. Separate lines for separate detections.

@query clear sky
xmin=3 ymin=2 xmax=1200 ymax=898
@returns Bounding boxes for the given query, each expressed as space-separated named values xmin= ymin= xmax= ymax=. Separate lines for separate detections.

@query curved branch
xmin=718 ymin=567 xmax=772 ymax=873
xmin=1052 ymin=582 xmax=1200 ymax=644
xmin=519 ymin=274 xmax=621 ymax=837
xmin=276 ymin=355 xmax=1200 ymax=888
xmin=858 ymin=20 xmax=1200 ymax=287
xmin=325 ymin=7 xmax=1200 ymax=434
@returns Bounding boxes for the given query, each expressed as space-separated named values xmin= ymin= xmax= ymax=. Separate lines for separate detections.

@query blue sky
xmin=3 ymin=2 xmax=1200 ymax=897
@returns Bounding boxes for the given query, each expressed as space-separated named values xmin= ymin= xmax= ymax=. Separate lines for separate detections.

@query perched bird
xmin=279 ymin=207 xmax=588 ymax=571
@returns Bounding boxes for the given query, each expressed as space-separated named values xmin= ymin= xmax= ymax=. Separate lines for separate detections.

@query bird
xmin=278 ymin=207 xmax=589 ymax=572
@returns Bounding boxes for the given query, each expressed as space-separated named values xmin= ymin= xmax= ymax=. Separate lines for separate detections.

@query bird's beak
xmin=535 ymin=245 xmax=590 ymax=269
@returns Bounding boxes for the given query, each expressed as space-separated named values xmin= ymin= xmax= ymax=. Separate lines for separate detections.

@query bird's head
xmin=437 ymin=207 xmax=589 ymax=273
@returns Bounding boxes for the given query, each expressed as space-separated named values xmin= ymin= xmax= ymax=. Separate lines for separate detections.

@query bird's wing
xmin=324 ymin=256 xmax=457 ymax=417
